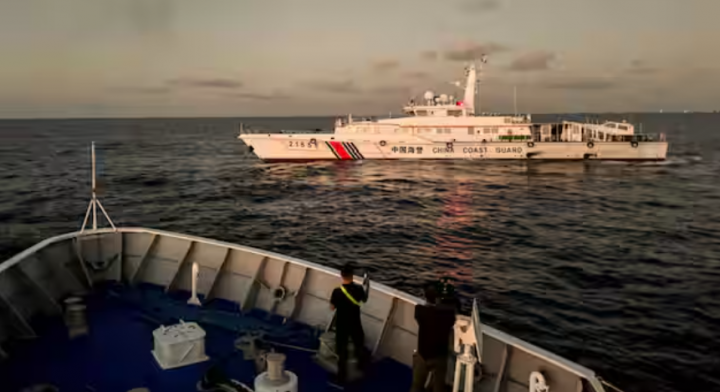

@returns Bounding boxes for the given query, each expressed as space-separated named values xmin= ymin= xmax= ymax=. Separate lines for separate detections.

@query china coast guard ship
xmin=239 ymin=56 xmax=668 ymax=162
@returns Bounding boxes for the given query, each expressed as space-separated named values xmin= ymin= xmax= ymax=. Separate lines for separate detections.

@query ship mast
xmin=463 ymin=63 xmax=477 ymax=115
xmin=463 ymin=54 xmax=486 ymax=115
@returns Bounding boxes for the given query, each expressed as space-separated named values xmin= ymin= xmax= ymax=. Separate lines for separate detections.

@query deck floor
xmin=0 ymin=283 xmax=412 ymax=392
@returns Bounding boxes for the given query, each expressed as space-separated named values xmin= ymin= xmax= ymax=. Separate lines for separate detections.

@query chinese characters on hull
xmin=391 ymin=146 xmax=424 ymax=154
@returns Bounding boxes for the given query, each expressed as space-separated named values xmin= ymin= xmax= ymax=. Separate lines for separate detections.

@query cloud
xmin=230 ymin=91 xmax=292 ymax=101
xmin=66 ymin=1 xmax=177 ymax=44
xmin=459 ymin=0 xmax=500 ymax=13
xmin=110 ymin=86 xmax=172 ymax=95
xmin=420 ymin=50 xmax=439 ymax=61
xmin=166 ymin=78 xmax=244 ymax=89
xmin=306 ymin=79 xmax=361 ymax=94
xmin=443 ymin=42 xmax=509 ymax=61
xmin=372 ymin=59 xmax=400 ymax=72
xmin=627 ymin=60 xmax=658 ymax=75
xmin=543 ymin=78 xmax=616 ymax=90
xmin=109 ymin=77 xmax=245 ymax=97
xmin=368 ymin=86 xmax=413 ymax=95
xmin=123 ymin=0 xmax=176 ymax=37
xmin=508 ymin=51 xmax=556 ymax=71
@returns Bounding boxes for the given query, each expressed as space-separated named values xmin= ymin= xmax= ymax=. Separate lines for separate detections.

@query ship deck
xmin=0 ymin=283 xmax=412 ymax=392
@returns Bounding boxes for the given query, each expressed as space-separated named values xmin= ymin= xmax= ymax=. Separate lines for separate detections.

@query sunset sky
xmin=1 ymin=0 xmax=718 ymax=118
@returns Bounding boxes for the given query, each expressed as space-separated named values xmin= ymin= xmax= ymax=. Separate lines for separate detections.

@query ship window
xmin=416 ymin=110 xmax=427 ymax=116
xmin=606 ymin=123 xmax=616 ymax=128
xmin=436 ymin=129 xmax=443 ymax=134
xmin=444 ymin=128 xmax=451 ymax=134
xmin=448 ymin=110 xmax=462 ymax=117
xmin=599 ymin=131 xmax=605 ymax=140
xmin=492 ymin=128 xmax=499 ymax=134
xmin=468 ymin=128 xmax=474 ymax=135
xmin=618 ymin=125 xmax=628 ymax=131
xmin=483 ymin=128 xmax=491 ymax=134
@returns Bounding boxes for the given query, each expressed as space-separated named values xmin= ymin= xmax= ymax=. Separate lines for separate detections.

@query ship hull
xmin=239 ymin=135 xmax=668 ymax=162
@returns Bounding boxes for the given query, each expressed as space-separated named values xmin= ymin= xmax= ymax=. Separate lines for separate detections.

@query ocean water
xmin=0 ymin=114 xmax=718 ymax=392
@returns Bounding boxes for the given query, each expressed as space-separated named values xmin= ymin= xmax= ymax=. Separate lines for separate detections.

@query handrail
xmin=0 ymin=227 xmax=425 ymax=306
xmin=3 ymin=227 xmax=613 ymax=389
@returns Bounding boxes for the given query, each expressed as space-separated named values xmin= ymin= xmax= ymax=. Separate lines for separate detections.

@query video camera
xmin=434 ymin=277 xmax=459 ymax=307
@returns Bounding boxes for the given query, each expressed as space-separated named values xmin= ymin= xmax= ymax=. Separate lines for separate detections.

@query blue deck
xmin=0 ymin=283 xmax=412 ymax=392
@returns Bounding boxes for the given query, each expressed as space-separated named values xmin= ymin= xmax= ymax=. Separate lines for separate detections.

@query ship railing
xmin=463 ymin=298 xmax=611 ymax=392
xmin=623 ymin=133 xmax=665 ymax=142
xmin=238 ymin=127 xmax=266 ymax=135
xmin=240 ymin=123 xmax=316 ymax=135
xmin=278 ymin=129 xmax=321 ymax=134
xmin=238 ymin=123 xmax=261 ymax=135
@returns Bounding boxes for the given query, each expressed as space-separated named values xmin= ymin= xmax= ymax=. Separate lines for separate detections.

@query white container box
xmin=151 ymin=321 xmax=209 ymax=370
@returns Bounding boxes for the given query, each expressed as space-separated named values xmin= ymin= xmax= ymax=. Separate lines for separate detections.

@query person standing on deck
xmin=330 ymin=264 xmax=370 ymax=387
xmin=411 ymin=284 xmax=457 ymax=392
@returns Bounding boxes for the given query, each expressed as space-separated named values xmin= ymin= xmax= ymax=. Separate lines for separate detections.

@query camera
xmin=435 ymin=277 xmax=460 ymax=310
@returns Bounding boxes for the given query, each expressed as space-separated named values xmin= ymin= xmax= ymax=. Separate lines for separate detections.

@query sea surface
xmin=0 ymin=114 xmax=718 ymax=392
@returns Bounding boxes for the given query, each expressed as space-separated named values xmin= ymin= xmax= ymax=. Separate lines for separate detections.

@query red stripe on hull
xmin=329 ymin=141 xmax=353 ymax=160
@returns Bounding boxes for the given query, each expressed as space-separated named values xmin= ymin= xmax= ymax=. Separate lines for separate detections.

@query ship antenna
xmin=80 ymin=141 xmax=116 ymax=233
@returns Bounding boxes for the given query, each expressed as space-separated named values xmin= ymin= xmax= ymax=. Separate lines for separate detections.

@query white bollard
xmin=188 ymin=262 xmax=201 ymax=306
xmin=254 ymin=353 xmax=298 ymax=392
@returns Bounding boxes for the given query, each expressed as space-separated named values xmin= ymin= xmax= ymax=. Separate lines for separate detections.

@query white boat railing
xmin=1 ymin=226 xmax=611 ymax=392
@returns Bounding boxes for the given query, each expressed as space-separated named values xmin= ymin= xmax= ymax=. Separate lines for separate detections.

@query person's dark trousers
xmin=411 ymin=351 xmax=448 ymax=392
xmin=336 ymin=325 xmax=369 ymax=384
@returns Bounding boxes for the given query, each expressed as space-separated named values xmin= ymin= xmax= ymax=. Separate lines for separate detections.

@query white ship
xmin=0 ymin=143 xmax=627 ymax=392
xmin=239 ymin=57 xmax=668 ymax=162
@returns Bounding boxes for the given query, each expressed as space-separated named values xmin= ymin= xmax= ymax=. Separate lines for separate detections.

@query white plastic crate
xmin=151 ymin=320 xmax=209 ymax=370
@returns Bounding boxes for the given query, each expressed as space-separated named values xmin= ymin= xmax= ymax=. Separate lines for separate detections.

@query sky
xmin=1 ymin=0 xmax=718 ymax=118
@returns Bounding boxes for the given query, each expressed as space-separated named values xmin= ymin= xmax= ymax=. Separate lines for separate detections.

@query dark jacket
xmin=331 ymin=282 xmax=367 ymax=331
xmin=414 ymin=303 xmax=457 ymax=359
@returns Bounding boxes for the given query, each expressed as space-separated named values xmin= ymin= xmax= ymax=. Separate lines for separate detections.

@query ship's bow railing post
xmin=451 ymin=299 xmax=483 ymax=392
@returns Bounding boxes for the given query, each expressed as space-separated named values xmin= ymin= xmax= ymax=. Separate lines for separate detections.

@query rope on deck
xmin=261 ymin=338 xmax=318 ymax=353
xmin=598 ymin=377 xmax=627 ymax=392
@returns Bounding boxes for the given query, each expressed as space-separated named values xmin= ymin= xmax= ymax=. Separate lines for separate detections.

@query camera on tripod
xmin=434 ymin=277 xmax=459 ymax=309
